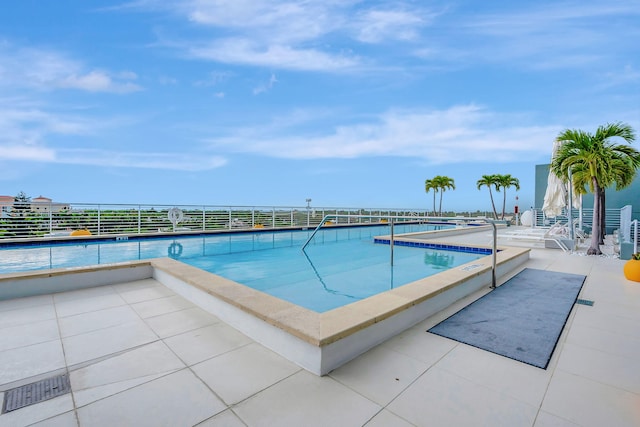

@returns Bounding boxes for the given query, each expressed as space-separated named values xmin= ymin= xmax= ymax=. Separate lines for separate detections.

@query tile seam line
xmin=52 ymin=291 xmax=80 ymax=424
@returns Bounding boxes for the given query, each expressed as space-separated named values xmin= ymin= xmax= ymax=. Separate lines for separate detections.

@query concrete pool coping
xmin=0 ymin=229 xmax=529 ymax=375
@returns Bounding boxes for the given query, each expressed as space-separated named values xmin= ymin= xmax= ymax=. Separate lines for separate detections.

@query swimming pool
xmin=0 ymin=223 xmax=486 ymax=312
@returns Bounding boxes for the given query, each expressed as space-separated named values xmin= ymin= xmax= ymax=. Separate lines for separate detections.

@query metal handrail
xmin=301 ymin=214 xmax=444 ymax=250
xmin=302 ymin=214 xmax=498 ymax=289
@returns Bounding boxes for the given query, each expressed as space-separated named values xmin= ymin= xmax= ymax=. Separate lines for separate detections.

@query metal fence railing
xmin=531 ymin=206 xmax=629 ymax=234
xmin=1 ymin=203 xmax=474 ymax=240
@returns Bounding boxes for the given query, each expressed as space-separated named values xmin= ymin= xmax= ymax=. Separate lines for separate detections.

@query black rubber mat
xmin=429 ymin=268 xmax=586 ymax=369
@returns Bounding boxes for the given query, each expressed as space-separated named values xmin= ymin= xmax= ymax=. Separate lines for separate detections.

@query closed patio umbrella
xmin=542 ymin=141 xmax=566 ymax=218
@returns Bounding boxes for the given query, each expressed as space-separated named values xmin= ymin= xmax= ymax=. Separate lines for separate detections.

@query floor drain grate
xmin=576 ymin=299 xmax=594 ymax=307
xmin=2 ymin=374 xmax=71 ymax=413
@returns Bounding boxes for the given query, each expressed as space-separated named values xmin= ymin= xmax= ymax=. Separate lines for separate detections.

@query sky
xmin=0 ymin=1 xmax=638 ymax=213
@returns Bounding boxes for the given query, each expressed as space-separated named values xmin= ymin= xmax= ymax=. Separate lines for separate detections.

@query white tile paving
xmin=62 ymin=319 xmax=158 ymax=366
xmin=541 ymin=370 xmax=640 ymax=427
xmin=29 ymin=411 xmax=79 ymax=427
xmin=0 ymin=304 xmax=56 ymax=329
xmin=387 ymin=367 xmax=538 ymax=427
xmin=131 ymin=294 xmax=195 ymax=318
xmin=0 ymin=340 xmax=66 ymax=385
xmin=144 ymin=306 xmax=219 ymax=338
xmin=195 ymin=410 xmax=247 ymax=427
xmin=329 ymin=345 xmax=429 ymax=406
xmin=363 ymin=409 xmax=415 ymax=427
xmin=58 ymin=305 xmax=141 ymax=338
xmin=76 ymin=369 xmax=226 ymax=427
xmin=70 ymin=341 xmax=185 ymax=407
xmin=434 ymin=343 xmax=552 ymax=407
xmin=0 ymin=395 xmax=74 ymax=427
xmin=163 ymin=323 xmax=252 ymax=366
xmin=0 ymin=319 xmax=60 ymax=352
xmin=233 ymin=370 xmax=381 ymax=427
xmin=191 ymin=343 xmax=301 ymax=405
xmin=0 ymin=239 xmax=638 ymax=427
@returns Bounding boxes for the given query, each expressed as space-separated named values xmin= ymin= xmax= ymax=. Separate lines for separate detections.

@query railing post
xmin=228 ymin=208 xmax=232 ymax=230
xmin=632 ymin=219 xmax=638 ymax=255
xmin=137 ymin=205 xmax=141 ymax=234
xmin=48 ymin=205 xmax=52 ymax=234
xmin=272 ymin=209 xmax=275 ymax=228
xmin=202 ymin=206 xmax=206 ymax=231
xmin=97 ymin=205 xmax=101 ymax=236
xmin=390 ymin=217 xmax=394 ymax=266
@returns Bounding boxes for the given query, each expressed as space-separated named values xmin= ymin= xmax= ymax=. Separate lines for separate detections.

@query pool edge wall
xmin=152 ymin=247 xmax=530 ymax=375
xmin=0 ymin=246 xmax=530 ymax=376
xmin=0 ymin=261 xmax=152 ymax=301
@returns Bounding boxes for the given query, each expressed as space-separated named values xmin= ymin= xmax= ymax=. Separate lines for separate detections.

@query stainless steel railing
xmin=3 ymin=203 xmax=470 ymax=240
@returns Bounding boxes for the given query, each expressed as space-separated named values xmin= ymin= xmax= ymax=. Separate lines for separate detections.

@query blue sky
xmin=1 ymin=1 xmax=638 ymax=212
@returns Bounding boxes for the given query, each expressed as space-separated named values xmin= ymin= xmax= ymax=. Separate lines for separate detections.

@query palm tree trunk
xmin=439 ymin=192 xmax=443 ymax=216
xmin=488 ymin=190 xmax=498 ymax=220
xmin=433 ymin=192 xmax=436 ymax=216
xmin=587 ymin=179 xmax=602 ymax=255
xmin=501 ymin=190 xmax=507 ymax=220
xmin=599 ymin=190 xmax=606 ymax=244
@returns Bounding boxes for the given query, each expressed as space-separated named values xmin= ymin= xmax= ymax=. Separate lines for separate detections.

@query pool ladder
xmin=301 ymin=215 xmax=498 ymax=289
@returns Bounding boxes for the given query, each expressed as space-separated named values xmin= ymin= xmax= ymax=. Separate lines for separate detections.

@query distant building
xmin=30 ymin=196 xmax=71 ymax=214
xmin=0 ymin=195 xmax=70 ymax=217
xmin=0 ymin=195 xmax=14 ymax=218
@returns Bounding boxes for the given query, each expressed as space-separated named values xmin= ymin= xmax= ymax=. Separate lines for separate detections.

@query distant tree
xmin=434 ymin=175 xmax=455 ymax=216
xmin=476 ymin=175 xmax=500 ymax=219
xmin=495 ymin=174 xmax=520 ymax=220
xmin=13 ymin=191 xmax=31 ymax=216
xmin=552 ymin=122 xmax=639 ymax=255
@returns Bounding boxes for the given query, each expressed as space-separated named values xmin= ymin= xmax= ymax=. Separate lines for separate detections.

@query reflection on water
xmin=424 ymin=250 xmax=455 ymax=269
xmin=168 ymin=242 xmax=183 ymax=259
xmin=302 ymin=250 xmax=359 ymax=300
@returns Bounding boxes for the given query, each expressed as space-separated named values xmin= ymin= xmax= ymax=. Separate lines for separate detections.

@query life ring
xmin=168 ymin=242 xmax=183 ymax=258
xmin=70 ymin=229 xmax=92 ymax=236
xmin=167 ymin=207 xmax=184 ymax=225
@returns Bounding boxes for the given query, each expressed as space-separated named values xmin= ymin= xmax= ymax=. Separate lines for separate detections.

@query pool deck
xmin=0 ymin=227 xmax=638 ymax=426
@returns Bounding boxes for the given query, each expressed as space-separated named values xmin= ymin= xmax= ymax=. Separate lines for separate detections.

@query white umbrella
xmin=542 ymin=141 xmax=567 ymax=218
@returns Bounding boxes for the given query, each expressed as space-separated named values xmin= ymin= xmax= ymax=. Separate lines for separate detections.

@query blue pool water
xmin=0 ymin=223 xmax=486 ymax=312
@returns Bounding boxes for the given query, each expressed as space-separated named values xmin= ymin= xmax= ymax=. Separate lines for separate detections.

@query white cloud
xmin=0 ymin=101 xmax=226 ymax=171
xmin=253 ymin=73 xmax=278 ymax=95
xmin=60 ymin=70 xmax=142 ymax=93
xmin=598 ymin=65 xmax=640 ymax=89
xmin=0 ymin=145 xmax=56 ymax=162
xmin=457 ymin=2 xmax=640 ymax=70
xmin=57 ymin=149 xmax=227 ymax=171
xmin=186 ymin=0 xmax=343 ymax=43
xmin=194 ymin=71 xmax=232 ymax=87
xmin=353 ymin=9 xmax=428 ymax=43
xmin=205 ymin=105 xmax=561 ymax=164
xmin=189 ymin=39 xmax=359 ymax=71
xmin=0 ymin=44 xmax=142 ymax=93
xmin=152 ymin=1 xmax=434 ymax=71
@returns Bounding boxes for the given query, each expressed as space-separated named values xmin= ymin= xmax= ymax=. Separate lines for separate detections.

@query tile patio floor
xmin=0 ymin=228 xmax=638 ymax=426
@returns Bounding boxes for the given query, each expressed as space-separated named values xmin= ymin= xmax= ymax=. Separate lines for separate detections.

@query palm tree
xmin=434 ymin=175 xmax=455 ymax=216
xmin=495 ymin=174 xmax=520 ymax=220
xmin=424 ymin=178 xmax=437 ymax=216
xmin=476 ymin=174 xmax=500 ymax=219
xmin=552 ymin=122 xmax=639 ymax=255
